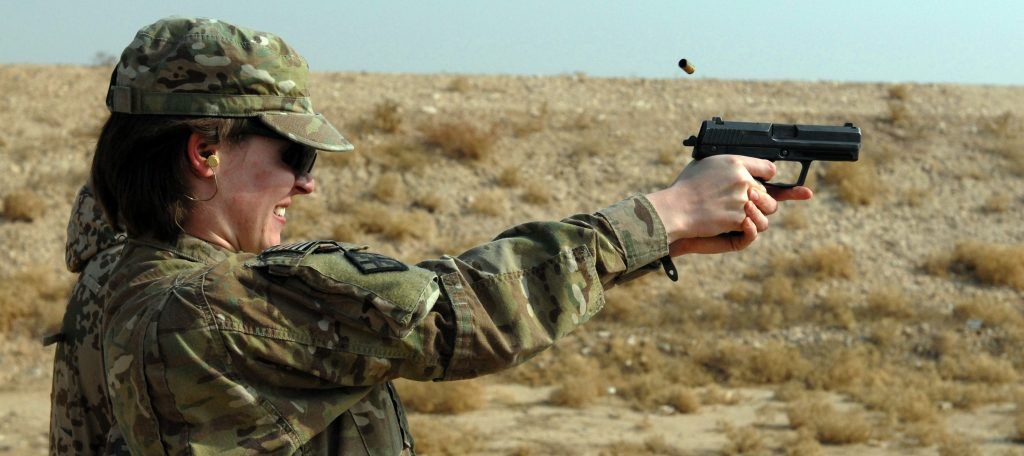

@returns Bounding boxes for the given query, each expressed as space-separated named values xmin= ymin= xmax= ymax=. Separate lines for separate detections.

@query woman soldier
xmin=85 ymin=16 xmax=809 ymax=455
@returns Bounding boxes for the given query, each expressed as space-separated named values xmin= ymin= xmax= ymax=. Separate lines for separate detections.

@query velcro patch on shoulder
xmin=344 ymin=249 xmax=409 ymax=274
xmin=261 ymin=240 xmax=341 ymax=257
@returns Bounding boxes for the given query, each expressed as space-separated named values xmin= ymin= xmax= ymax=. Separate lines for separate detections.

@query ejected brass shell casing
xmin=678 ymin=59 xmax=695 ymax=74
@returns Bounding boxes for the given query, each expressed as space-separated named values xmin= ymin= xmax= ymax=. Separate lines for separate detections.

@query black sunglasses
xmin=282 ymin=143 xmax=318 ymax=175
xmin=240 ymin=124 xmax=318 ymax=175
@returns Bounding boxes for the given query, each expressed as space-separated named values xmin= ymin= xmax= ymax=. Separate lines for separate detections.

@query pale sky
xmin=2 ymin=0 xmax=1021 ymax=85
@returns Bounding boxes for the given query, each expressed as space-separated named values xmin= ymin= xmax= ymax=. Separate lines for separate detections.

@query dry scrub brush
xmin=821 ymin=158 xmax=881 ymax=205
xmin=689 ymin=341 xmax=814 ymax=386
xmin=328 ymin=196 xmax=437 ymax=244
xmin=925 ymin=241 xmax=1024 ymax=291
xmin=0 ymin=266 xmax=73 ymax=336
xmin=547 ymin=354 xmax=606 ymax=408
xmin=357 ymin=137 xmax=429 ymax=171
xmin=405 ymin=415 xmax=483 ymax=455
xmin=977 ymin=111 xmax=1024 ymax=176
xmin=394 ymin=379 xmax=487 ymax=414
xmin=418 ymin=119 xmax=497 ymax=161
xmin=2 ymin=189 xmax=45 ymax=222
xmin=349 ymin=99 xmax=403 ymax=136
xmin=601 ymin=436 xmax=689 ymax=456
xmin=719 ymin=421 xmax=768 ymax=456
xmin=786 ymin=395 xmax=872 ymax=445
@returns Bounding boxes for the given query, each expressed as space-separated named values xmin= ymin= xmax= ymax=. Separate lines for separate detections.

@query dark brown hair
xmin=90 ymin=113 xmax=253 ymax=241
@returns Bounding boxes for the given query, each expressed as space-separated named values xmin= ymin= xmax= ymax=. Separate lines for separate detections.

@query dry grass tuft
xmin=446 ymin=76 xmax=471 ymax=93
xmin=938 ymin=351 xmax=1018 ymax=384
xmin=982 ymin=194 xmax=1012 ymax=213
xmin=813 ymin=290 xmax=858 ymax=330
xmin=0 ymin=266 xmax=72 ymax=336
xmin=657 ymin=147 xmax=678 ymax=166
xmin=887 ymin=100 xmax=913 ymax=126
xmin=406 ymin=415 xmax=484 ymax=455
xmin=2 ymin=190 xmax=45 ymax=222
xmin=504 ymin=103 xmax=549 ymax=138
xmin=888 ymin=84 xmax=911 ymax=101
xmin=418 ymin=119 xmax=497 ymax=160
xmin=370 ymin=172 xmax=406 ymax=203
xmin=571 ymin=135 xmax=606 ymax=159
xmin=979 ymin=112 xmax=1024 ymax=176
xmin=787 ymin=396 xmax=872 ymax=445
xmin=663 ymin=386 xmax=701 ymax=414
xmin=936 ymin=434 xmax=980 ymax=456
xmin=692 ymin=341 xmax=813 ymax=385
xmin=951 ymin=295 xmax=1024 ymax=329
xmin=331 ymin=200 xmax=438 ymax=243
xmin=821 ymin=158 xmax=881 ymax=205
xmin=614 ymin=373 xmax=701 ymax=412
xmin=567 ymin=112 xmax=601 ymax=131
xmin=927 ymin=241 xmax=1024 ymax=291
xmin=765 ymin=243 xmax=854 ymax=281
xmin=363 ymin=137 xmax=429 ymax=171
xmin=982 ymin=111 xmax=1021 ymax=137
xmin=602 ymin=436 xmax=689 ymax=456
xmin=413 ymin=192 xmax=446 ymax=213
xmin=548 ymin=355 xmax=606 ymax=408
xmin=522 ymin=180 xmax=552 ymax=205
xmin=701 ymin=385 xmax=745 ymax=406
xmin=395 ymin=379 xmax=486 ymax=414
xmin=350 ymin=99 xmax=403 ymax=136
xmin=785 ymin=428 xmax=824 ymax=456
xmin=902 ymin=420 xmax=951 ymax=448
xmin=468 ymin=190 xmax=507 ymax=217
xmin=862 ymin=286 xmax=916 ymax=321
xmin=805 ymin=347 xmax=874 ymax=390
xmin=719 ymin=422 xmax=767 ymax=456
xmin=854 ymin=384 xmax=938 ymax=423
xmin=865 ymin=319 xmax=904 ymax=349
xmin=497 ymin=166 xmax=521 ymax=187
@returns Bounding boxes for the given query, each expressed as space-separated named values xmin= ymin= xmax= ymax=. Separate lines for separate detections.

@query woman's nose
xmin=294 ymin=172 xmax=315 ymax=194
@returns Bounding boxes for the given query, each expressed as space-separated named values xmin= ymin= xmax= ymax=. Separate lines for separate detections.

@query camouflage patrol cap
xmin=107 ymin=16 xmax=352 ymax=152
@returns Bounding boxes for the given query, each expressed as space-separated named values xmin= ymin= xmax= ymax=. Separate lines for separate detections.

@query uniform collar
xmin=128 ymin=234 xmax=234 ymax=265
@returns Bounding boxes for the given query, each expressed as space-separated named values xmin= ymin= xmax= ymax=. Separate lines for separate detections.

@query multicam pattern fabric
xmin=102 ymin=195 xmax=668 ymax=455
xmin=48 ymin=186 xmax=128 ymax=455
xmin=107 ymin=16 xmax=352 ymax=152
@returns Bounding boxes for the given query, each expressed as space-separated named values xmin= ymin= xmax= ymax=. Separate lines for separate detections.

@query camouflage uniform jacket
xmin=48 ymin=186 xmax=128 ymax=455
xmin=102 ymin=195 xmax=669 ymax=455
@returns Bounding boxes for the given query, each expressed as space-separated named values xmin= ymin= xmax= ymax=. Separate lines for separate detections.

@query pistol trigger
xmin=795 ymin=161 xmax=812 ymax=187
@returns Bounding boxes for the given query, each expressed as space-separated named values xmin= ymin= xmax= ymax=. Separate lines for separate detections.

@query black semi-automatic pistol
xmin=683 ymin=117 xmax=861 ymax=188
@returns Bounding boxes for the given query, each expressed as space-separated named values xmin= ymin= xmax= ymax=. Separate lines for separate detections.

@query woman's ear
xmin=186 ymin=132 xmax=218 ymax=178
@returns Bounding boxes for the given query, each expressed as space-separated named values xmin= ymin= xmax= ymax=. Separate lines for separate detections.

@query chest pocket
xmin=245 ymin=240 xmax=441 ymax=339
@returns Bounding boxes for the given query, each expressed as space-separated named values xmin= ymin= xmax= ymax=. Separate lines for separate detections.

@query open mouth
xmin=273 ymin=206 xmax=287 ymax=218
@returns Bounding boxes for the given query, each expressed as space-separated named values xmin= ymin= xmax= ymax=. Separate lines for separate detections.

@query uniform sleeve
xmin=210 ymin=194 xmax=669 ymax=388
xmin=419 ymin=194 xmax=668 ymax=379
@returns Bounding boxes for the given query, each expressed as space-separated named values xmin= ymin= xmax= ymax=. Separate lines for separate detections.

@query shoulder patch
xmin=344 ymin=249 xmax=409 ymax=274
xmin=261 ymin=240 xmax=341 ymax=257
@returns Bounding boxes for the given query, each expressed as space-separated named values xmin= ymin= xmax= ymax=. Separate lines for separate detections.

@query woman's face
xmin=194 ymin=135 xmax=316 ymax=253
